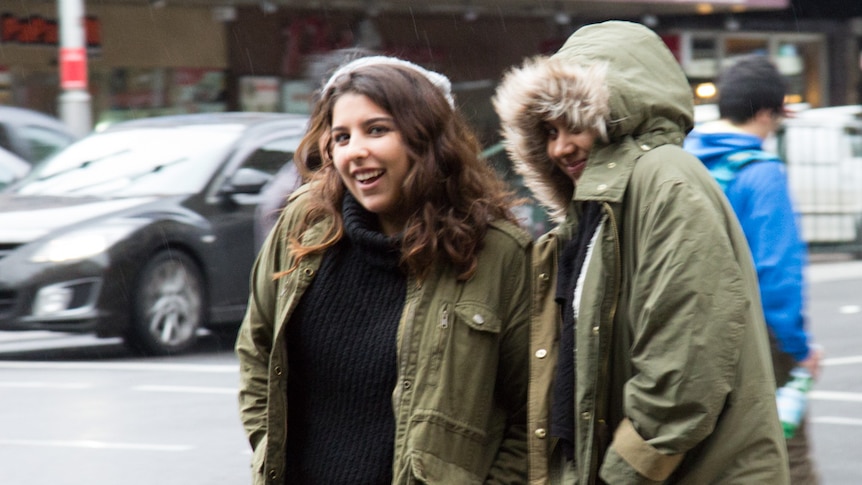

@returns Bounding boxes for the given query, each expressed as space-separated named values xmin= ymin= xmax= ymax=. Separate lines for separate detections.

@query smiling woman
xmin=330 ymin=92 xmax=411 ymax=235
xmin=235 ymin=55 xmax=532 ymax=485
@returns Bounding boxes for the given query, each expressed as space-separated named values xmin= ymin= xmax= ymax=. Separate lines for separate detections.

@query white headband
xmin=322 ymin=55 xmax=455 ymax=108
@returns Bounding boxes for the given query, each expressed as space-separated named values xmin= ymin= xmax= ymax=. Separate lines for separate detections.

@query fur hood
xmin=494 ymin=21 xmax=694 ymax=221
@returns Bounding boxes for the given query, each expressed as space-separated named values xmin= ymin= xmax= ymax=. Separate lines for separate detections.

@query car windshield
xmin=12 ymin=125 xmax=244 ymax=196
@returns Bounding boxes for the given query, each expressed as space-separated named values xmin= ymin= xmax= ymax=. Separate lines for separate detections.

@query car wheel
xmin=126 ymin=250 xmax=205 ymax=356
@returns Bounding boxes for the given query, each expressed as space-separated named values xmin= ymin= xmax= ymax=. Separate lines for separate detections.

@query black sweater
xmin=284 ymin=194 xmax=407 ymax=484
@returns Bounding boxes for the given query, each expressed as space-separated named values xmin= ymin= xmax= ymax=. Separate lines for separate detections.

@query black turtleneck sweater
xmin=283 ymin=193 xmax=406 ymax=484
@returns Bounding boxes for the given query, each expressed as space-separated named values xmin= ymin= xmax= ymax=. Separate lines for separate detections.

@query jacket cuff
xmin=602 ymin=418 xmax=684 ymax=483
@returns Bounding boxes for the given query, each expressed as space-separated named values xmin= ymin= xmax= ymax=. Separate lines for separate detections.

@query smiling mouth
xmin=355 ymin=169 xmax=384 ymax=184
xmin=563 ymin=159 xmax=586 ymax=171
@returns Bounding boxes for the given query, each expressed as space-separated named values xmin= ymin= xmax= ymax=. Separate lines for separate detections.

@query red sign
xmin=60 ymin=47 xmax=87 ymax=90
xmin=0 ymin=14 xmax=101 ymax=47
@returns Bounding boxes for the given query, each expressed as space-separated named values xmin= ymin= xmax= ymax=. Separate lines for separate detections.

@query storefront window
xmin=95 ymin=67 xmax=226 ymax=129
xmin=773 ymin=38 xmax=823 ymax=106
xmin=679 ymin=31 xmax=825 ymax=109
xmin=724 ymin=36 xmax=769 ymax=59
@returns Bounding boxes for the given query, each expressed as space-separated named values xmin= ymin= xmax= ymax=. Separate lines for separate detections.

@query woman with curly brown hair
xmin=236 ymin=56 xmax=531 ymax=485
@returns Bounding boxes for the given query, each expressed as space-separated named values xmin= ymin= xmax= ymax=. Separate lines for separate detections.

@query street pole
xmin=57 ymin=0 xmax=92 ymax=137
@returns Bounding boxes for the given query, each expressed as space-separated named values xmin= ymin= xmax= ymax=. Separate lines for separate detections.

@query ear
xmin=752 ymin=108 xmax=777 ymax=124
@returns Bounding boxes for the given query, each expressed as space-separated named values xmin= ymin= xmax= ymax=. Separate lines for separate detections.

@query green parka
xmin=235 ymin=185 xmax=532 ymax=484
xmin=495 ymin=21 xmax=789 ymax=484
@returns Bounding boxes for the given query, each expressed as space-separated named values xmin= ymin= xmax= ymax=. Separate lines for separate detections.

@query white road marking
xmin=810 ymin=391 xmax=862 ymax=403
xmin=838 ymin=305 xmax=861 ymax=314
xmin=133 ymin=385 xmax=236 ymax=395
xmin=811 ymin=416 xmax=862 ymax=427
xmin=0 ymin=381 xmax=93 ymax=389
xmin=822 ymin=355 xmax=862 ymax=366
xmin=0 ymin=361 xmax=238 ymax=373
xmin=0 ymin=439 xmax=193 ymax=452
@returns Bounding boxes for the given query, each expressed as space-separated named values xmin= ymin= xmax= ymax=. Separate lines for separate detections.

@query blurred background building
xmin=1 ymin=0 xmax=860 ymax=141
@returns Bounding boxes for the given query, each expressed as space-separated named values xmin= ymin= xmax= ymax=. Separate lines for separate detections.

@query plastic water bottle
xmin=775 ymin=367 xmax=814 ymax=439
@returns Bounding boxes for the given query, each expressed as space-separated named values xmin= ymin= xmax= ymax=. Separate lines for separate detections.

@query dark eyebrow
xmin=331 ymin=116 xmax=395 ymax=134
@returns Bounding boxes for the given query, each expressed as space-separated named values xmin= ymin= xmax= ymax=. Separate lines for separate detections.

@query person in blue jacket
xmin=685 ymin=54 xmax=822 ymax=485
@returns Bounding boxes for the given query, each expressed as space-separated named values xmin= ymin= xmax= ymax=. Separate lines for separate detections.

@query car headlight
xmin=30 ymin=226 xmax=133 ymax=263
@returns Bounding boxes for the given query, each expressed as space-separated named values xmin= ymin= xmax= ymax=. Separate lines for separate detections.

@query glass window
xmin=19 ymin=125 xmax=75 ymax=162
xmin=723 ymin=36 xmax=769 ymax=61
xmin=847 ymin=127 xmax=862 ymax=158
xmin=242 ymin=137 xmax=299 ymax=175
xmin=15 ymin=126 xmax=244 ymax=196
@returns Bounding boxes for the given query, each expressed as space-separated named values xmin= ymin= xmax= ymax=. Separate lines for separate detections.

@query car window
xmin=241 ymin=137 xmax=300 ymax=175
xmin=20 ymin=125 xmax=75 ymax=162
xmin=0 ymin=125 xmax=12 ymax=155
xmin=848 ymin=126 xmax=862 ymax=158
xmin=483 ymin=142 xmax=553 ymax=238
xmin=14 ymin=126 xmax=244 ymax=197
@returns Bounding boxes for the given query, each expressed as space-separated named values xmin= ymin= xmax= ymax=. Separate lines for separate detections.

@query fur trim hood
xmin=494 ymin=21 xmax=694 ymax=221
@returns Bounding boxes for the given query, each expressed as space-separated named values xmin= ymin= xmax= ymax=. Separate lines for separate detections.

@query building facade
xmin=0 ymin=1 xmax=858 ymax=139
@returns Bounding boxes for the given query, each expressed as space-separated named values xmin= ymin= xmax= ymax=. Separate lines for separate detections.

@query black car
xmin=0 ymin=112 xmax=308 ymax=355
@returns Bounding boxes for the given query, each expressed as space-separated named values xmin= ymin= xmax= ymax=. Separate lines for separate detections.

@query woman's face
xmin=544 ymin=118 xmax=597 ymax=183
xmin=331 ymin=93 xmax=411 ymax=236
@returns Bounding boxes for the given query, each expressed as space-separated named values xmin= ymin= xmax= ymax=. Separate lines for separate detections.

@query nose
xmin=342 ymin=134 xmax=370 ymax=162
xmin=548 ymin=130 xmax=583 ymax=159
xmin=549 ymin=131 xmax=591 ymax=159
xmin=548 ymin=135 xmax=570 ymax=159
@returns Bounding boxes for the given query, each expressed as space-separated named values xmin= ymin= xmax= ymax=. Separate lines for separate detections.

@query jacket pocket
xmin=427 ymin=301 xmax=502 ymax=388
xmin=454 ymin=301 xmax=502 ymax=334
xmin=406 ymin=449 xmax=484 ymax=485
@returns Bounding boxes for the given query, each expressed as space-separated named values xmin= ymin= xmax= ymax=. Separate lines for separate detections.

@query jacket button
xmin=539 ymin=273 xmax=549 ymax=281
xmin=403 ymin=380 xmax=412 ymax=390
xmin=472 ymin=314 xmax=485 ymax=325
xmin=592 ymin=326 xmax=599 ymax=335
xmin=268 ymin=469 xmax=277 ymax=480
xmin=640 ymin=143 xmax=651 ymax=151
xmin=535 ymin=428 xmax=547 ymax=439
xmin=597 ymin=184 xmax=607 ymax=192
xmin=303 ymin=268 xmax=314 ymax=277
xmin=273 ymin=366 xmax=283 ymax=376
xmin=581 ymin=411 xmax=591 ymax=420
xmin=535 ymin=349 xmax=548 ymax=359
xmin=607 ymin=162 xmax=616 ymax=168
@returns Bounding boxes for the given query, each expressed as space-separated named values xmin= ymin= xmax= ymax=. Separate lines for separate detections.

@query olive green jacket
xmin=235 ymin=186 xmax=532 ymax=484
xmin=496 ymin=21 xmax=789 ymax=484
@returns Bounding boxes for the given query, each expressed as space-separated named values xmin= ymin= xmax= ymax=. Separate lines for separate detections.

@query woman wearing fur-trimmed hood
xmin=494 ymin=21 xmax=788 ymax=484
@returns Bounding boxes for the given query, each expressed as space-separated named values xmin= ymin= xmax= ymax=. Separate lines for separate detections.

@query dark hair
xmin=284 ymin=61 xmax=520 ymax=282
xmin=717 ymin=55 xmax=786 ymax=124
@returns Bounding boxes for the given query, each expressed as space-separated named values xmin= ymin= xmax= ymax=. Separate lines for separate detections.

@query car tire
xmin=125 ymin=250 xmax=205 ymax=356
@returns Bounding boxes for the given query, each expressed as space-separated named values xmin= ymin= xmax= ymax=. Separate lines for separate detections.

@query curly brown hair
xmin=282 ymin=62 xmax=520 ymax=282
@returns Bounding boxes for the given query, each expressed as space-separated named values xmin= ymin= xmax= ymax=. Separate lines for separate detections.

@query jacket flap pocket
xmin=454 ymin=302 xmax=501 ymax=333
xmin=409 ymin=449 xmax=483 ymax=485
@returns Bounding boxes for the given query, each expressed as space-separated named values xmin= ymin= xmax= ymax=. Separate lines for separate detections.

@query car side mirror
xmin=222 ymin=167 xmax=271 ymax=195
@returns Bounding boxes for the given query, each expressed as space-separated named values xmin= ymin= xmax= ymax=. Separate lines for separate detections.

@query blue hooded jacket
xmin=686 ymin=125 xmax=810 ymax=362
